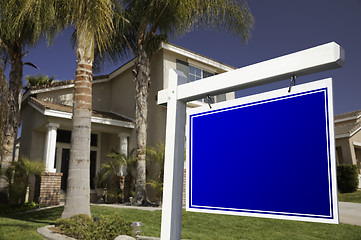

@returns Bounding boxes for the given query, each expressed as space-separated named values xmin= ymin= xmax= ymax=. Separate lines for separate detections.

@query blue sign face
xmin=187 ymin=79 xmax=338 ymax=224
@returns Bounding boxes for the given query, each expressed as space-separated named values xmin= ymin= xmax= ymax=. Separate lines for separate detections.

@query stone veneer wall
xmin=36 ymin=172 xmax=62 ymax=206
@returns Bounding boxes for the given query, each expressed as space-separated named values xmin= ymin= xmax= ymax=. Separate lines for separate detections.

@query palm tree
xmin=60 ymin=0 xmax=117 ymax=218
xmin=23 ymin=74 xmax=56 ymax=91
xmin=0 ymin=64 xmax=8 ymax=158
xmin=115 ymin=0 xmax=254 ymax=205
xmin=0 ymin=0 xmax=59 ymax=185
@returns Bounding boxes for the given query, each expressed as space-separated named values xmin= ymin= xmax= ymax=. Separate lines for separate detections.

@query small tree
xmin=0 ymin=157 xmax=44 ymax=205
xmin=102 ymin=151 xmax=136 ymax=203
xmin=146 ymin=143 xmax=165 ymax=205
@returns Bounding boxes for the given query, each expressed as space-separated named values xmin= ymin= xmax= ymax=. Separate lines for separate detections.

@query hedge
xmin=337 ymin=164 xmax=359 ymax=193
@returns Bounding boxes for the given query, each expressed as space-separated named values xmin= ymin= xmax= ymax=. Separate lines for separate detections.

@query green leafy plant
xmin=94 ymin=172 xmax=107 ymax=189
xmin=23 ymin=74 xmax=56 ymax=91
xmin=146 ymin=180 xmax=163 ymax=205
xmin=146 ymin=143 xmax=165 ymax=205
xmin=337 ymin=164 xmax=359 ymax=193
xmin=1 ymin=156 xmax=44 ymax=205
xmin=55 ymin=214 xmax=133 ymax=239
xmin=102 ymin=151 xmax=136 ymax=203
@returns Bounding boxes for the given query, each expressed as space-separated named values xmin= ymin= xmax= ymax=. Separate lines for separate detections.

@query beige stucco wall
xmin=20 ymin=104 xmax=47 ymax=162
xmin=162 ymin=48 xmax=235 ymax=100
xmin=37 ymin=87 xmax=73 ymax=106
xmin=336 ymin=138 xmax=355 ymax=165
xmin=110 ymin=68 xmax=136 ymax=119
xmin=163 ymin=49 xmax=183 ymax=89
xmin=100 ymin=132 xmax=119 ymax=164
xmin=336 ymin=129 xmax=361 ymax=167
xmin=147 ymin=50 xmax=167 ymax=146
xmin=350 ymin=130 xmax=361 ymax=171
xmin=93 ymin=81 xmax=111 ymax=112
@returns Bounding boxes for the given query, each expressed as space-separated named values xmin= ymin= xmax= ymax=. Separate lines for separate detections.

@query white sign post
xmin=158 ymin=42 xmax=344 ymax=240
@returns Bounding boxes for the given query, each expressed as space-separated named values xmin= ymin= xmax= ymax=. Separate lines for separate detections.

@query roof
xmin=27 ymin=80 xmax=75 ymax=91
xmin=334 ymin=109 xmax=361 ymax=121
xmin=335 ymin=122 xmax=361 ymax=137
xmin=29 ymin=97 xmax=134 ymax=128
xmin=334 ymin=109 xmax=361 ymax=138
xmin=23 ymin=43 xmax=235 ymax=94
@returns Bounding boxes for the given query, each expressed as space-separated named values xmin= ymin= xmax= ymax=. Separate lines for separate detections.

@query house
xmin=334 ymin=109 xmax=361 ymax=188
xmin=19 ymin=43 xmax=236 ymax=204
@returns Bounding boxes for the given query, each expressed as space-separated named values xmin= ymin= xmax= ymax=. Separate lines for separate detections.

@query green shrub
xmin=56 ymin=214 xmax=134 ymax=239
xmin=337 ymin=164 xmax=359 ymax=193
xmin=1 ymin=157 xmax=44 ymax=205
xmin=56 ymin=215 xmax=93 ymax=239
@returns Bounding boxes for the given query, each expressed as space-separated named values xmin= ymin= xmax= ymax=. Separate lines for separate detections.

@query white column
xmin=43 ymin=123 xmax=59 ymax=173
xmin=118 ymin=133 xmax=129 ymax=156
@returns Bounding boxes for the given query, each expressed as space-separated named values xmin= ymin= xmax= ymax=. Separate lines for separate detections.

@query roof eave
xmin=28 ymin=100 xmax=135 ymax=129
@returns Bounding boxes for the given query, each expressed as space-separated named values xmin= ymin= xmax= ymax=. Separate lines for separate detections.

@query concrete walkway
xmin=90 ymin=203 xmax=162 ymax=211
xmin=339 ymin=202 xmax=361 ymax=226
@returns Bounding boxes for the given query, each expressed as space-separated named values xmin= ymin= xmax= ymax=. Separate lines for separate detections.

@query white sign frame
xmin=186 ymin=78 xmax=339 ymax=224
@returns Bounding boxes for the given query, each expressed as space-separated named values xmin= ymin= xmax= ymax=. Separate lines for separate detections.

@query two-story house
xmin=19 ymin=43 xmax=236 ymax=203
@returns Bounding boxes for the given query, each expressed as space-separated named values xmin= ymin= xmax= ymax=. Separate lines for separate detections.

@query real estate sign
xmin=186 ymin=78 xmax=339 ymax=224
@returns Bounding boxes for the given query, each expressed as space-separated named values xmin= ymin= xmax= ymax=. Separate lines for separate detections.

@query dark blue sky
xmin=15 ymin=0 xmax=361 ymax=115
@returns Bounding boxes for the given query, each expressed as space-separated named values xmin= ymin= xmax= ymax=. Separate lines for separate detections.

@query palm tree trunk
xmin=61 ymin=30 xmax=93 ymax=218
xmin=1 ymin=46 xmax=23 ymax=169
xmin=133 ymin=46 xmax=150 ymax=205
xmin=0 ymin=66 xmax=8 ymax=153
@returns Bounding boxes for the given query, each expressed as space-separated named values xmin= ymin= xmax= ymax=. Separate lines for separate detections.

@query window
xmin=189 ymin=65 xmax=202 ymax=82
xmin=57 ymin=129 xmax=98 ymax=147
xmin=91 ymin=134 xmax=98 ymax=147
xmin=189 ymin=65 xmax=213 ymax=82
xmin=176 ymin=59 xmax=227 ymax=103
xmin=57 ymin=130 xmax=71 ymax=143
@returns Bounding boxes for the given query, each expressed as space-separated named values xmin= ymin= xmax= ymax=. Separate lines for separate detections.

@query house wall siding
xmin=20 ymin=106 xmax=47 ymax=162
xmin=110 ymin=68 xmax=135 ymax=119
xmin=93 ymin=81 xmax=111 ymax=112
xmin=37 ymin=88 xmax=74 ymax=106
xmin=147 ymin=50 xmax=167 ymax=147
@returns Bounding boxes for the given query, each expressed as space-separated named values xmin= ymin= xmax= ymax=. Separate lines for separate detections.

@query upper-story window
xmin=189 ymin=65 xmax=214 ymax=82
xmin=176 ymin=59 xmax=226 ymax=103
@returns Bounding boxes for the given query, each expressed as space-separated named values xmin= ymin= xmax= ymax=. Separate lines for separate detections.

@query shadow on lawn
xmin=1 ymin=206 xmax=64 ymax=225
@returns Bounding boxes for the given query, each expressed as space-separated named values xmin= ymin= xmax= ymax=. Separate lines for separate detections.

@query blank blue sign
xmin=187 ymin=79 xmax=338 ymax=224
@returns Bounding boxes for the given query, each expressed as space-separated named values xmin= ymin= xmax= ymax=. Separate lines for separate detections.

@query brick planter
xmin=36 ymin=172 xmax=62 ymax=206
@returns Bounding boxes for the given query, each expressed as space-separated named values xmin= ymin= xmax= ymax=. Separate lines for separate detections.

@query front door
xmin=61 ymin=148 xmax=70 ymax=191
xmin=60 ymin=148 xmax=97 ymax=191
xmin=90 ymin=151 xmax=97 ymax=189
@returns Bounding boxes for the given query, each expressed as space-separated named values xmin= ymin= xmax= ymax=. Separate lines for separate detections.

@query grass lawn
xmin=1 ymin=205 xmax=361 ymax=240
xmin=0 ymin=206 xmax=62 ymax=240
xmin=339 ymin=189 xmax=361 ymax=203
